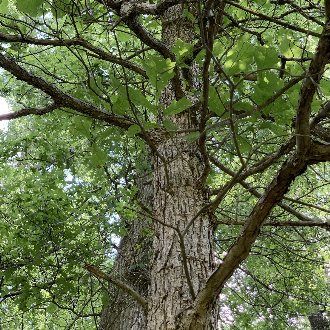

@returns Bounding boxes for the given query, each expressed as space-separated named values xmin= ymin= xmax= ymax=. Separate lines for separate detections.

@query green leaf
xmin=128 ymin=87 xmax=156 ymax=113
xmin=254 ymin=45 xmax=279 ymax=69
xmin=172 ymin=39 xmax=193 ymax=63
xmin=184 ymin=131 xmax=200 ymax=141
xmin=163 ymin=119 xmax=178 ymax=131
xmin=237 ymin=136 xmax=251 ymax=154
xmin=164 ymin=97 xmax=192 ymax=116
xmin=0 ymin=0 xmax=8 ymax=13
xmin=117 ymin=29 xmax=132 ymax=43
xmin=90 ymin=145 xmax=108 ymax=166
xmin=144 ymin=122 xmax=158 ymax=130
xmin=233 ymin=101 xmax=254 ymax=114
xmin=208 ymin=86 xmax=225 ymax=116
xmin=143 ymin=55 xmax=175 ymax=97
xmin=52 ymin=0 xmax=79 ymax=17
xmin=127 ymin=124 xmax=141 ymax=136
xmin=46 ymin=303 xmax=57 ymax=314
xmin=112 ymin=95 xmax=129 ymax=115
xmin=15 ymin=0 xmax=44 ymax=16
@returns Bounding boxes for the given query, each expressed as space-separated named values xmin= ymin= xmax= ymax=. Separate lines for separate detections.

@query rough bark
xmin=148 ymin=132 xmax=214 ymax=330
xmin=146 ymin=5 xmax=216 ymax=330
xmin=309 ymin=312 xmax=330 ymax=330
xmin=99 ymin=173 xmax=153 ymax=330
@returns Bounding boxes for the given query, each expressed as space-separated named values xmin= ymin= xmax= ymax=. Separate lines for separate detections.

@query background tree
xmin=0 ymin=0 xmax=329 ymax=329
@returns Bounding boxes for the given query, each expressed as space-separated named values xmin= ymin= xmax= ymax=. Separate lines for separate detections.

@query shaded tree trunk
xmin=309 ymin=311 xmax=330 ymax=330
xmin=99 ymin=172 xmax=153 ymax=330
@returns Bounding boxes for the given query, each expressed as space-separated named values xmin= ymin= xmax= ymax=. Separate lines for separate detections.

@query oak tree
xmin=0 ymin=0 xmax=329 ymax=329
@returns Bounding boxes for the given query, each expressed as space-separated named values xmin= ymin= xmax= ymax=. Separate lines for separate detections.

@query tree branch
xmin=0 ymin=52 xmax=138 ymax=131
xmin=211 ymin=158 xmax=326 ymax=223
xmin=309 ymin=141 xmax=330 ymax=163
xmin=122 ymin=16 xmax=173 ymax=60
xmin=311 ymin=99 xmax=330 ymax=126
xmin=0 ymin=33 xmax=147 ymax=77
xmin=295 ymin=21 xmax=330 ymax=156
xmin=0 ymin=103 xmax=58 ymax=121
xmin=84 ymin=264 xmax=148 ymax=312
xmin=187 ymin=154 xmax=309 ymax=327
xmin=216 ymin=219 xmax=330 ymax=228
xmin=101 ymin=1 xmax=186 ymax=100
xmin=117 ymin=0 xmax=194 ymax=16
xmin=224 ymin=0 xmax=321 ymax=37
xmin=188 ymin=136 xmax=330 ymax=326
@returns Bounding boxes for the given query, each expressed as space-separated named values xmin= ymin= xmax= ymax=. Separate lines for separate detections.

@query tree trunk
xmin=101 ymin=4 xmax=217 ymax=329
xmin=146 ymin=5 xmax=216 ymax=330
xmin=308 ymin=312 xmax=330 ymax=330
xmin=148 ymin=133 xmax=214 ymax=329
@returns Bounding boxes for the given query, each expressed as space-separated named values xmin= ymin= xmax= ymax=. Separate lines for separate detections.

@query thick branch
xmin=125 ymin=17 xmax=174 ymax=61
xmin=187 ymin=155 xmax=308 ymax=327
xmin=217 ymin=219 xmax=330 ymax=228
xmin=311 ymin=99 xmax=330 ymax=126
xmin=85 ymin=264 xmax=148 ymax=312
xmin=101 ymin=0 xmax=199 ymax=17
xmin=105 ymin=5 xmax=174 ymax=60
xmin=296 ymin=22 xmax=330 ymax=155
xmin=309 ymin=141 xmax=330 ymax=163
xmin=118 ymin=0 xmax=193 ymax=16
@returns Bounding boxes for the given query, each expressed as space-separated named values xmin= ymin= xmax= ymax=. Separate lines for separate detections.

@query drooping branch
xmin=0 ymin=52 xmax=138 ymax=131
xmin=85 ymin=264 xmax=148 ymax=312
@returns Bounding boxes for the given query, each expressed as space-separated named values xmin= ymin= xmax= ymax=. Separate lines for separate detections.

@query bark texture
xmin=148 ymin=132 xmax=214 ymax=330
xmin=309 ymin=312 xmax=330 ymax=330
xmin=146 ymin=5 xmax=216 ymax=330
xmin=100 ymin=173 xmax=152 ymax=330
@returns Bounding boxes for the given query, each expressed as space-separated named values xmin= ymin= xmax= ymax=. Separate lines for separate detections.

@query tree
xmin=0 ymin=0 xmax=329 ymax=329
